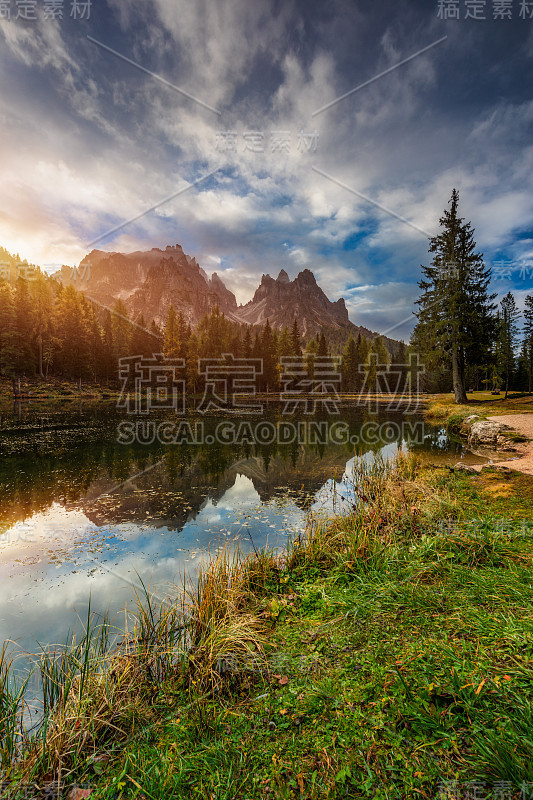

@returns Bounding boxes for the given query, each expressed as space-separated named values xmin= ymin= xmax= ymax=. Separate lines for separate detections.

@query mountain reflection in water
xmin=0 ymin=405 xmax=483 ymax=654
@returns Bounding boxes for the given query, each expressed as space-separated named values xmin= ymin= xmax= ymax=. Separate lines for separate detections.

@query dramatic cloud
xmin=0 ymin=0 xmax=532 ymax=334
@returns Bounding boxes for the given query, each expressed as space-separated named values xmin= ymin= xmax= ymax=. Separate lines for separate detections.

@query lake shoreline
xmin=1 ymin=375 xmax=432 ymax=406
xmin=3 ymin=454 xmax=533 ymax=798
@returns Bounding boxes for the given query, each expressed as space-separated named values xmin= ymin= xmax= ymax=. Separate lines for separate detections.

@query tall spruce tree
xmin=354 ymin=334 xmax=370 ymax=392
xmin=242 ymin=326 xmax=252 ymax=358
xmin=111 ymin=299 xmax=132 ymax=363
xmin=163 ymin=305 xmax=181 ymax=359
xmin=130 ymin=315 xmax=155 ymax=359
xmin=260 ymin=319 xmax=278 ymax=391
xmin=317 ymin=332 xmax=328 ymax=357
xmin=523 ymin=295 xmax=533 ymax=394
xmin=33 ymin=272 xmax=53 ymax=378
xmin=54 ymin=285 xmax=90 ymax=378
xmin=497 ymin=292 xmax=520 ymax=399
xmin=101 ymin=310 xmax=115 ymax=382
xmin=278 ymin=326 xmax=292 ymax=358
xmin=412 ymin=189 xmax=495 ymax=404
xmin=291 ymin=318 xmax=302 ymax=356
xmin=341 ymin=336 xmax=358 ymax=392
xmin=0 ymin=280 xmax=17 ymax=380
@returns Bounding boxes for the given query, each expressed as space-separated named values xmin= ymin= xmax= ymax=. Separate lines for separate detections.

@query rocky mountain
xmin=54 ymin=245 xmax=237 ymax=327
xmin=54 ymin=244 xmax=397 ymax=346
xmin=235 ymin=269 xmax=403 ymax=349
xmin=235 ymin=268 xmax=350 ymax=336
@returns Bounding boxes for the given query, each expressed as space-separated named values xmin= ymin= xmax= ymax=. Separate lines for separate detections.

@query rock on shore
xmin=468 ymin=420 xmax=517 ymax=451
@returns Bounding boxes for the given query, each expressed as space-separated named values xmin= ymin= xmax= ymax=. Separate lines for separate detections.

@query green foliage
xmin=496 ymin=292 xmax=521 ymax=399
xmin=522 ymin=294 xmax=533 ymax=393
xmin=163 ymin=304 xmax=181 ymax=359
xmin=412 ymin=189 xmax=496 ymax=403
xmin=3 ymin=460 xmax=533 ymax=797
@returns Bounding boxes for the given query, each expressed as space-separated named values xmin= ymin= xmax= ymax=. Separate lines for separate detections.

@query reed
xmin=1 ymin=451 xmax=502 ymax=792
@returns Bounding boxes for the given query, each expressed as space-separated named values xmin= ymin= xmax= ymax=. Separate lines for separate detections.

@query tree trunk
xmin=452 ymin=348 xmax=467 ymax=404
xmin=38 ymin=334 xmax=44 ymax=378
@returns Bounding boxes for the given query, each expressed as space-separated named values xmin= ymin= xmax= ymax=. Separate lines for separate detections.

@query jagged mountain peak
xmin=234 ymin=264 xmax=350 ymax=335
xmin=53 ymin=244 xmax=237 ymax=326
xmin=50 ymin=242 xmax=394 ymax=345
xmin=295 ymin=268 xmax=316 ymax=285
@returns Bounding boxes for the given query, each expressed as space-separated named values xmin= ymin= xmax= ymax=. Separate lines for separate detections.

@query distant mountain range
xmin=52 ymin=244 xmax=398 ymax=346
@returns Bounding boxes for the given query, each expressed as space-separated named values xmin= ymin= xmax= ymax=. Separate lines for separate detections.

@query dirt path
xmin=481 ymin=414 xmax=533 ymax=475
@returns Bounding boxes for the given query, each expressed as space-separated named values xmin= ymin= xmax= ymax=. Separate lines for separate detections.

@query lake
xmin=0 ymin=402 xmax=484 ymax=664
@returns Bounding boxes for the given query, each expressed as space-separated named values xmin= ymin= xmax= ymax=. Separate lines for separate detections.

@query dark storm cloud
xmin=0 ymin=0 xmax=532 ymax=332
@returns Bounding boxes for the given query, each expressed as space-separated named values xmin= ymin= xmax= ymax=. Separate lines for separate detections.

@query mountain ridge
xmin=49 ymin=243 xmax=399 ymax=346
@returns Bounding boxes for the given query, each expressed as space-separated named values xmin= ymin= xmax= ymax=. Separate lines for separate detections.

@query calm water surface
xmin=0 ymin=403 xmax=484 ymax=659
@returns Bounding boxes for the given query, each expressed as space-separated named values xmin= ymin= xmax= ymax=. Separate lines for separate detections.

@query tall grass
xmin=1 ymin=546 xmax=277 ymax=789
xmin=131 ymin=576 xmax=188 ymax=685
xmin=39 ymin=605 xmax=112 ymax=719
xmin=183 ymin=548 xmax=276 ymax=693
xmin=0 ymin=642 xmax=29 ymax=775
xmin=0 ymin=451 xmax=489 ymax=790
xmin=288 ymin=450 xmax=458 ymax=575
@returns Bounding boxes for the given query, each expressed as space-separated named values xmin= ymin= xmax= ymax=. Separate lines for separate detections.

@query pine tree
xmin=12 ymin=278 xmax=36 ymax=377
xmin=101 ymin=310 xmax=115 ymax=383
xmin=317 ymin=332 xmax=328 ymax=357
xmin=32 ymin=272 xmax=53 ymax=378
xmin=412 ymin=189 xmax=495 ymax=404
xmin=242 ymin=327 xmax=252 ymax=358
xmin=130 ymin=315 xmax=155 ymax=359
xmin=230 ymin=330 xmax=242 ymax=359
xmin=54 ymin=285 xmax=90 ymax=378
xmin=252 ymin=330 xmax=261 ymax=359
xmin=305 ymin=336 xmax=319 ymax=380
xmin=111 ymin=299 xmax=132 ymax=363
xmin=83 ymin=299 xmax=103 ymax=381
xmin=163 ymin=305 xmax=181 ymax=359
xmin=291 ymin=318 xmax=302 ymax=357
xmin=341 ymin=336 xmax=358 ymax=392
xmin=0 ymin=281 xmax=17 ymax=379
xmin=186 ymin=332 xmax=200 ymax=396
xmin=278 ymin=326 xmax=292 ymax=359
xmin=364 ymin=336 xmax=390 ymax=394
xmin=523 ymin=295 xmax=533 ymax=394
xmin=391 ymin=341 xmax=408 ymax=394
xmin=260 ymin=319 xmax=278 ymax=392
xmin=497 ymin=292 xmax=520 ymax=399
xmin=176 ymin=310 xmax=188 ymax=358
xmin=354 ymin=334 xmax=370 ymax=392
xmin=516 ymin=339 xmax=530 ymax=393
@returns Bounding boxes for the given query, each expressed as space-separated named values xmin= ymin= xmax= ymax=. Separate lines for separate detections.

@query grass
xmin=0 ymin=377 xmax=123 ymax=410
xmin=426 ymin=391 xmax=533 ymax=425
xmin=2 ymin=454 xmax=533 ymax=798
xmin=425 ymin=392 xmax=533 ymax=448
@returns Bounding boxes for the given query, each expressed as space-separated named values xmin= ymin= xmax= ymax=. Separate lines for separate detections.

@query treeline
xmin=459 ymin=291 xmax=533 ymax=397
xmin=163 ymin=305 xmax=398 ymax=393
xmin=0 ymin=273 xmax=138 ymax=385
xmin=411 ymin=189 xmax=533 ymax=400
xmin=0 ymin=263 xmax=398 ymax=394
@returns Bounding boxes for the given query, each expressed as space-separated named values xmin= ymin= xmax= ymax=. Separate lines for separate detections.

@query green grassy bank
xmin=2 ymin=456 xmax=533 ymax=799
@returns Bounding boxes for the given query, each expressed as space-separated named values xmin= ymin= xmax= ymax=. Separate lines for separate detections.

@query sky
xmin=1 ymin=0 xmax=532 ymax=338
